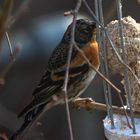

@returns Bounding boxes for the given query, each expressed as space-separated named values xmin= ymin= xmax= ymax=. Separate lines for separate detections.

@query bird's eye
xmin=88 ymin=25 xmax=93 ymax=30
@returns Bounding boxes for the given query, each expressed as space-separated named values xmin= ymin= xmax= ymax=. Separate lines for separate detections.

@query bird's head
xmin=63 ymin=19 xmax=96 ymax=44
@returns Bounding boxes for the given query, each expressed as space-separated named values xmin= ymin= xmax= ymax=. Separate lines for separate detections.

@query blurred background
xmin=0 ymin=0 xmax=139 ymax=139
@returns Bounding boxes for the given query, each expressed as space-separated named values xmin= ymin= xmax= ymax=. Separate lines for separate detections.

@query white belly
xmin=70 ymin=68 xmax=98 ymax=99
xmin=54 ymin=68 xmax=99 ymax=102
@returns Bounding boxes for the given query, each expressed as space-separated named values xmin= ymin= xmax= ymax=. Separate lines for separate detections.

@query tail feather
xmin=18 ymin=101 xmax=37 ymax=118
xmin=10 ymin=119 xmax=30 ymax=140
xmin=10 ymin=104 xmax=45 ymax=140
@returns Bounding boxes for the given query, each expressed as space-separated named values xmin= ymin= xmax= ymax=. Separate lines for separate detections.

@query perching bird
xmin=10 ymin=19 xmax=100 ymax=140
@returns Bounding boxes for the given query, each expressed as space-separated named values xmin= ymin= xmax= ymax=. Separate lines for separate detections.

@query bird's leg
xmin=72 ymin=97 xmax=93 ymax=110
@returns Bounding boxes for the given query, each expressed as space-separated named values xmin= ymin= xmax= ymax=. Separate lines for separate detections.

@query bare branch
xmin=73 ymin=98 xmax=140 ymax=118
xmin=116 ymin=0 xmax=136 ymax=133
xmin=95 ymin=0 xmax=115 ymax=128
xmin=62 ymin=1 xmax=82 ymax=140
xmin=5 ymin=32 xmax=14 ymax=60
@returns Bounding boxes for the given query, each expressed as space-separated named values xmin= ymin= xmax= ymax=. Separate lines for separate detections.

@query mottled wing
xmin=32 ymin=40 xmax=89 ymax=98
xmin=18 ymin=42 xmax=89 ymax=117
xmin=32 ymin=42 xmax=78 ymax=96
xmin=47 ymin=42 xmax=78 ymax=71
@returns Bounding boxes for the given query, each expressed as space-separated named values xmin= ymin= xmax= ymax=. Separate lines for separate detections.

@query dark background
xmin=0 ymin=0 xmax=139 ymax=140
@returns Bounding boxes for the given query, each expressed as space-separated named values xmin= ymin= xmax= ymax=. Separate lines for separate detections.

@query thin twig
xmin=116 ymin=0 xmax=136 ymax=133
xmin=5 ymin=32 xmax=14 ymax=60
xmin=97 ymin=0 xmax=115 ymax=129
xmin=82 ymin=0 xmax=140 ymax=87
xmin=95 ymin=0 xmax=112 ymax=123
xmin=62 ymin=1 xmax=82 ymax=140
xmin=94 ymin=0 xmax=112 ymax=119
xmin=62 ymin=15 xmax=75 ymax=140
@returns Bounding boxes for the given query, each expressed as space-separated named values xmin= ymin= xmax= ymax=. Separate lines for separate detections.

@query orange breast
xmin=51 ymin=40 xmax=100 ymax=81
xmin=70 ymin=40 xmax=100 ymax=69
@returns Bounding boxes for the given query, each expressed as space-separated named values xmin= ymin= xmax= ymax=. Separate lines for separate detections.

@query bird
xmin=10 ymin=19 xmax=100 ymax=140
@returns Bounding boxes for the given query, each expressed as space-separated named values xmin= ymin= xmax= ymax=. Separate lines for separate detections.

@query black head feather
xmin=63 ymin=19 xmax=96 ymax=44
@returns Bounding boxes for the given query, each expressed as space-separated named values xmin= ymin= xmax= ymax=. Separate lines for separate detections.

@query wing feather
xmin=19 ymin=42 xmax=89 ymax=116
